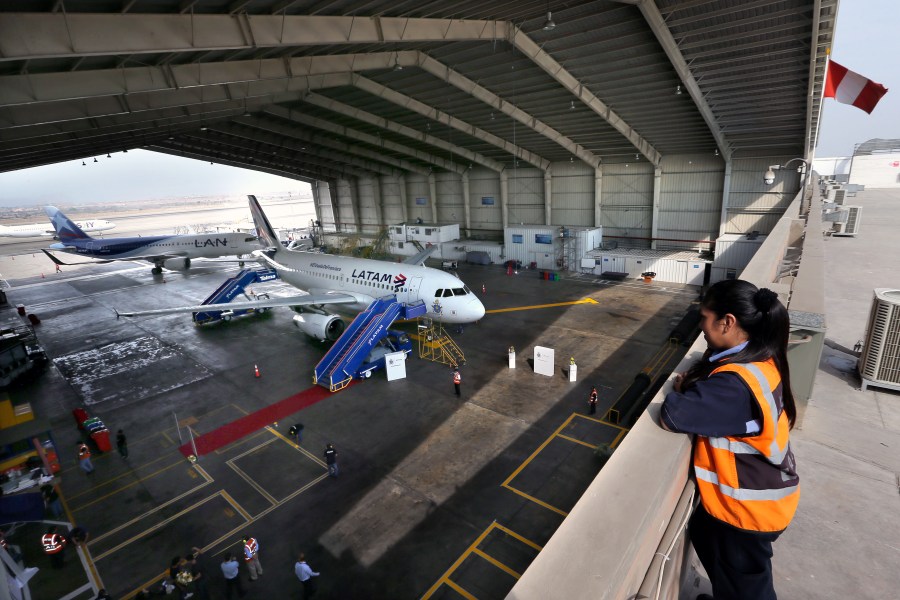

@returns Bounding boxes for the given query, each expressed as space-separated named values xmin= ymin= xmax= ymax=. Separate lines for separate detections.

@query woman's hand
xmin=673 ymin=372 xmax=686 ymax=393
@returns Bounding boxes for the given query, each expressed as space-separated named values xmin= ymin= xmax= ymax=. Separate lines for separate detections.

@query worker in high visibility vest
xmin=76 ymin=441 xmax=94 ymax=474
xmin=661 ymin=280 xmax=799 ymax=600
xmin=452 ymin=367 xmax=461 ymax=397
xmin=242 ymin=535 xmax=263 ymax=581
xmin=42 ymin=528 xmax=67 ymax=569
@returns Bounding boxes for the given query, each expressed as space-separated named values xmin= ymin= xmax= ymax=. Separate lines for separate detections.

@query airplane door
xmin=405 ymin=276 xmax=422 ymax=306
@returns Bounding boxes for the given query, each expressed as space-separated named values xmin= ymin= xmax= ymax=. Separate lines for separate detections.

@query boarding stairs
xmin=192 ymin=268 xmax=278 ymax=324
xmin=314 ymin=296 xmax=427 ymax=392
xmin=416 ymin=318 xmax=466 ymax=367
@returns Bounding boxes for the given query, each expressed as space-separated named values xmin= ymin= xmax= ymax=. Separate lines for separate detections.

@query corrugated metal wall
xmin=657 ymin=155 xmax=723 ymax=249
xmin=725 ymin=156 xmax=799 ymax=234
xmin=333 ymin=179 xmax=357 ymax=232
xmin=314 ymin=180 xmax=336 ymax=231
xmin=355 ymin=177 xmax=378 ymax=234
xmin=600 ymin=162 xmax=654 ymax=243
xmin=468 ymin=169 xmax=502 ymax=232
xmin=379 ymin=176 xmax=404 ymax=224
xmin=405 ymin=175 xmax=432 ymax=223
xmin=435 ymin=173 xmax=464 ymax=223
xmin=507 ymin=168 xmax=546 ymax=226
xmin=551 ymin=161 xmax=595 ymax=226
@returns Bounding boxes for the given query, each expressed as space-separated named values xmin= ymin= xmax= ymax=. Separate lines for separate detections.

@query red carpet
xmin=179 ymin=383 xmax=350 ymax=457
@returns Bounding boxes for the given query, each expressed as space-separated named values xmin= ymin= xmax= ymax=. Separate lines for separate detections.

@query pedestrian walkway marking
xmin=486 ymin=297 xmax=598 ymax=314
xmin=89 ymin=464 xmax=214 ymax=547
xmin=226 ymin=438 xmax=280 ymax=506
xmin=420 ymin=521 xmax=542 ymax=600
xmin=502 ymin=413 xmax=626 ymax=517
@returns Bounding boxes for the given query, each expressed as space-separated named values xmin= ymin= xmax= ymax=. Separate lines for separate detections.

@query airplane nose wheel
xmin=152 ymin=266 xmax=163 ymax=275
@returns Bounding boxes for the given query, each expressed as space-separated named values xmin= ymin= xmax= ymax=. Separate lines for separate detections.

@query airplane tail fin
xmin=247 ymin=195 xmax=281 ymax=250
xmin=44 ymin=206 xmax=92 ymax=243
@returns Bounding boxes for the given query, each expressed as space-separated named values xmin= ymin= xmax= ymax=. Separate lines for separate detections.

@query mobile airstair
xmin=314 ymin=295 xmax=426 ymax=392
xmin=192 ymin=269 xmax=278 ymax=324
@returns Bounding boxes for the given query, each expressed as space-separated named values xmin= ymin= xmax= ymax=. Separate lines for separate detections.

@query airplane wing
xmin=403 ymin=244 xmax=439 ymax=265
xmin=42 ymin=249 xmax=118 ymax=265
xmin=115 ymin=292 xmax=359 ymax=318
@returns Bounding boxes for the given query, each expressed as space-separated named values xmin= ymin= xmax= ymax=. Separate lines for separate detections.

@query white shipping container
xmin=713 ymin=234 xmax=766 ymax=270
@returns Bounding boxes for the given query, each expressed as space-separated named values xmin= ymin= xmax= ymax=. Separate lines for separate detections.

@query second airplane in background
xmin=41 ymin=205 xmax=261 ymax=274
xmin=116 ymin=195 xmax=486 ymax=340
xmin=0 ymin=217 xmax=115 ymax=238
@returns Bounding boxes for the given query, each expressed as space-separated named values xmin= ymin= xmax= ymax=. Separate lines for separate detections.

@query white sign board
xmin=569 ymin=363 xmax=577 ymax=382
xmin=385 ymin=351 xmax=407 ymax=381
xmin=534 ymin=346 xmax=555 ymax=377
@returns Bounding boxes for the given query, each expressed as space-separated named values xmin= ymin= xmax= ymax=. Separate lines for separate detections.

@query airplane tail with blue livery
xmin=45 ymin=206 xmax=93 ymax=243
xmin=247 ymin=195 xmax=281 ymax=250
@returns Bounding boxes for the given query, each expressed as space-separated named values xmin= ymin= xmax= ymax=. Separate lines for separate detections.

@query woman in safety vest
xmin=661 ymin=279 xmax=799 ymax=600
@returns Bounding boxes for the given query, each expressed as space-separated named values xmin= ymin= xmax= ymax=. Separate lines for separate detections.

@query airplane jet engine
xmin=162 ymin=257 xmax=192 ymax=270
xmin=292 ymin=313 xmax=345 ymax=341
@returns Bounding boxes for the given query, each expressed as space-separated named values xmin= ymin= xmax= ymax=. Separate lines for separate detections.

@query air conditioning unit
xmin=860 ymin=289 xmax=900 ymax=392
xmin=826 ymin=188 xmax=846 ymax=204
xmin=832 ymin=205 xmax=862 ymax=236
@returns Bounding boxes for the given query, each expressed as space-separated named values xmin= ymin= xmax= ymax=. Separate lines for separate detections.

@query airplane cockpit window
xmin=435 ymin=289 xmax=443 ymax=297
xmin=443 ymin=289 xmax=454 ymax=297
xmin=244 ymin=237 xmax=257 ymax=242
xmin=452 ymin=288 xmax=466 ymax=296
xmin=463 ymin=286 xmax=472 ymax=294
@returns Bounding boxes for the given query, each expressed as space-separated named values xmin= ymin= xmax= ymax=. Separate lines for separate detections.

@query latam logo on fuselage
xmin=351 ymin=269 xmax=408 ymax=292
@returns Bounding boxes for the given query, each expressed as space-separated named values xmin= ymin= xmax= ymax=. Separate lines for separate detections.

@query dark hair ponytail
xmin=681 ymin=279 xmax=796 ymax=428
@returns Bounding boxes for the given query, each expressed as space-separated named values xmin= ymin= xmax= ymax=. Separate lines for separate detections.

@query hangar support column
xmin=398 ymin=175 xmax=409 ymax=223
xmin=371 ymin=175 xmax=384 ymax=232
xmin=544 ymin=167 xmax=553 ymax=226
xmin=348 ymin=179 xmax=362 ymax=233
xmin=462 ymin=171 xmax=472 ymax=237
xmin=428 ymin=173 xmax=438 ymax=223
xmin=719 ymin=160 xmax=733 ymax=236
xmin=594 ymin=166 xmax=603 ymax=228
xmin=500 ymin=169 xmax=509 ymax=230
xmin=650 ymin=166 xmax=661 ymax=250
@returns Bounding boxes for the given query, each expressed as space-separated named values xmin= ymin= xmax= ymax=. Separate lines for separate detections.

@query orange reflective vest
xmin=243 ymin=537 xmax=259 ymax=561
xmin=78 ymin=444 xmax=91 ymax=459
xmin=453 ymin=371 xmax=461 ymax=384
xmin=42 ymin=534 xmax=66 ymax=554
xmin=693 ymin=359 xmax=800 ymax=533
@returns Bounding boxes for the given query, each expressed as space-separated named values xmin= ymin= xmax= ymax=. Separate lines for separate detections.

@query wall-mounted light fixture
xmin=675 ymin=85 xmax=682 ymax=95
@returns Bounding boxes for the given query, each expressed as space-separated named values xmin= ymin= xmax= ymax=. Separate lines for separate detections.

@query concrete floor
xmin=1 ymin=250 xmax=698 ymax=599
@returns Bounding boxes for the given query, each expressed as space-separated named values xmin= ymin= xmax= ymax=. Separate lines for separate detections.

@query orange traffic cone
xmin=254 ymin=364 xmax=261 ymax=378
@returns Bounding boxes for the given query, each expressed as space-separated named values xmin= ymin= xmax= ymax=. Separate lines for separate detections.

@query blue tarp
xmin=0 ymin=491 xmax=45 ymax=525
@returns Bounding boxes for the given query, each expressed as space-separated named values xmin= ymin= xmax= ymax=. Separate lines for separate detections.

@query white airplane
xmin=0 ymin=217 xmax=116 ymax=238
xmin=41 ymin=205 xmax=261 ymax=274
xmin=116 ymin=195 xmax=486 ymax=340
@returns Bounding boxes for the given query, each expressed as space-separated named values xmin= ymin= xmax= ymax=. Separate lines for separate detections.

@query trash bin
xmin=73 ymin=408 xmax=89 ymax=429
xmin=91 ymin=429 xmax=112 ymax=453
xmin=17 ymin=304 xmax=26 ymax=316
xmin=27 ymin=313 xmax=41 ymax=325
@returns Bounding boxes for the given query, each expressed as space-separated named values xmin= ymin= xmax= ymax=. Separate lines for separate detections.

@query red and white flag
xmin=824 ymin=60 xmax=888 ymax=114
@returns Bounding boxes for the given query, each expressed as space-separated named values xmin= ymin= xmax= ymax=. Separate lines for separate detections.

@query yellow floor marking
xmin=472 ymin=547 xmax=521 ymax=579
xmin=93 ymin=492 xmax=227 ymax=561
xmin=125 ymin=571 xmax=168 ymax=600
xmin=231 ymin=402 xmax=251 ymax=415
xmin=66 ymin=452 xmax=179 ymax=501
xmin=267 ymin=425 xmax=327 ymax=467
xmin=89 ymin=465 xmax=213 ymax=546
xmin=160 ymin=430 xmax=174 ymax=445
xmin=421 ymin=523 xmax=497 ymax=600
xmin=178 ymin=416 xmax=199 ymax=427
xmin=220 ymin=489 xmax=253 ymax=521
xmin=502 ymin=485 xmax=569 ymax=517
xmin=214 ymin=430 xmax=268 ymax=454
xmin=486 ymin=297 xmax=599 ymax=314
xmin=70 ymin=460 xmax=186 ymax=512
xmin=444 ymin=579 xmax=478 ymax=600
xmin=493 ymin=523 xmax=543 ymax=552
xmin=556 ymin=433 xmax=600 ymax=449
xmin=611 ymin=427 xmax=628 ymax=448
xmin=502 ymin=415 xmax=575 ymax=487
xmin=227 ymin=461 xmax=277 ymax=505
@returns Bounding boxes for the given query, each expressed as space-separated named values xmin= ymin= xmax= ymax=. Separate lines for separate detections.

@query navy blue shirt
xmin=662 ymin=342 xmax=762 ymax=438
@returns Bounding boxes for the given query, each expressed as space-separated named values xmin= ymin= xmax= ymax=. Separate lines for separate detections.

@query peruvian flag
xmin=825 ymin=60 xmax=888 ymax=114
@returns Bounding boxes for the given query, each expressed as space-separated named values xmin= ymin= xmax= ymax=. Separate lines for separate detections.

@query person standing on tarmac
xmin=76 ymin=442 xmax=94 ymax=474
xmin=116 ymin=429 xmax=128 ymax=458
xmin=241 ymin=534 xmax=262 ymax=581
xmin=452 ymin=367 xmax=461 ymax=398
xmin=588 ymin=386 xmax=598 ymax=415
xmin=324 ymin=444 xmax=338 ymax=477
xmin=41 ymin=527 xmax=67 ymax=569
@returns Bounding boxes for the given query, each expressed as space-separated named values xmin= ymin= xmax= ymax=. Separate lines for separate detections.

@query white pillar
xmin=719 ymin=160 xmax=733 ymax=236
xmin=371 ymin=175 xmax=384 ymax=231
xmin=594 ymin=165 xmax=603 ymax=228
xmin=398 ymin=175 xmax=409 ymax=223
xmin=462 ymin=171 xmax=472 ymax=237
xmin=650 ymin=166 xmax=661 ymax=250
xmin=500 ymin=169 xmax=509 ymax=229
xmin=428 ymin=172 xmax=438 ymax=223
xmin=544 ymin=167 xmax=553 ymax=225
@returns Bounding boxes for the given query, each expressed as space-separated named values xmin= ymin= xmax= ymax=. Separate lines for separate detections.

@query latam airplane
xmin=41 ymin=205 xmax=261 ymax=274
xmin=116 ymin=195 xmax=486 ymax=340
xmin=0 ymin=217 xmax=116 ymax=238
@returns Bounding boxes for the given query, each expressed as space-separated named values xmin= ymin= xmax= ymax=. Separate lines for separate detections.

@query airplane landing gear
xmin=152 ymin=266 xmax=163 ymax=275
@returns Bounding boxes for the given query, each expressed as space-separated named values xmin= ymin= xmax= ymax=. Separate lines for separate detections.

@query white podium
xmin=569 ymin=363 xmax=577 ymax=382
xmin=508 ymin=351 xmax=516 ymax=368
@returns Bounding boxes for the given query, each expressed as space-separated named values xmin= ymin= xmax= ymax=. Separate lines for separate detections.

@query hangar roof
xmin=0 ymin=1 xmax=837 ymax=181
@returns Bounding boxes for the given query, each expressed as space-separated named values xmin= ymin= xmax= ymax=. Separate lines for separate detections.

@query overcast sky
xmin=0 ymin=2 xmax=894 ymax=208
xmin=815 ymin=0 xmax=898 ymax=156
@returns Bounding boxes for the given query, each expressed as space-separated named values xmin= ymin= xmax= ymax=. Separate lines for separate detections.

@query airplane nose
xmin=472 ymin=297 xmax=486 ymax=320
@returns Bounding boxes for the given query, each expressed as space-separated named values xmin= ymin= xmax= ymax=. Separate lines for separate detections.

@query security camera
xmin=764 ymin=166 xmax=777 ymax=185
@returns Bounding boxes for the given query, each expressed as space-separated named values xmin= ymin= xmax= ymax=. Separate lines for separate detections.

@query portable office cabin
xmin=504 ymin=225 xmax=602 ymax=270
xmin=711 ymin=233 xmax=767 ymax=284
xmin=388 ymin=223 xmax=460 ymax=243
xmin=584 ymin=248 xmax=708 ymax=285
